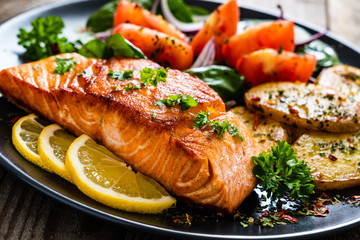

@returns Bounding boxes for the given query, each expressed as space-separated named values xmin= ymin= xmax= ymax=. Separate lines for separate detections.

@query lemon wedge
xmin=38 ymin=124 xmax=76 ymax=182
xmin=65 ymin=134 xmax=176 ymax=214
xmin=12 ymin=113 xmax=52 ymax=172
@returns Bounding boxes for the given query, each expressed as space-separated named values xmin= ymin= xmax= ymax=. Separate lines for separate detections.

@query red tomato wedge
xmin=223 ymin=20 xmax=295 ymax=67
xmin=113 ymin=23 xmax=193 ymax=70
xmin=114 ymin=0 xmax=188 ymax=43
xmin=235 ymin=48 xmax=316 ymax=86
xmin=190 ymin=0 xmax=239 ymax=60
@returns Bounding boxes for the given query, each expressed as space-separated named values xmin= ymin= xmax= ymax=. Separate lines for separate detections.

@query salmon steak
xmin=0 ymin=53 xmax=261 ymax=214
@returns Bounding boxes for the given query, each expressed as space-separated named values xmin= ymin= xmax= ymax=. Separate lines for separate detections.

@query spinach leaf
xmin=189 ymin=6 xmax=209 ymax=16
xmin=86 ymin=1 xmax=119 ymax=33
xmin=78 ymin=33 xmax=146 ymax=59
xmin=132 ymin=0 xmax=156 ymax=10
xmin=296 ymin=41 xmax=340 ymax=77
xmin=185 ymin=65 xmax=250 ymax=105
xmin=167 ymin=0 xmax=193 ymax=23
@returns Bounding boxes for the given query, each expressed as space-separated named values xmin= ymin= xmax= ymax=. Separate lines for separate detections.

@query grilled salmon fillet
xmin=0 ymin=53 xmax=261 ymax=213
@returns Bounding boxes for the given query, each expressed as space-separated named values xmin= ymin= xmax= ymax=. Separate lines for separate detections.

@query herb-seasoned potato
xmin=293 ymin=131 xmax=360 ymax=190
xmin=316 ymin=65 xmax=360 ymax=102
xmin=245 ymin=82 xmax=360 ymax=133
xmin=231 ymin=106 xmax=290 ymax=151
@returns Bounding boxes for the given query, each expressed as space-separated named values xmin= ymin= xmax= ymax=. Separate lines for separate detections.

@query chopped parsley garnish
xmin=107 ymin=70 xmax=133 ymax=80
xmin=155 ymin=94 xmax=198 ymax=111
xmin=140 ymin=67 xmax=168 ymax=87
xmin=54 ymin=57 xmax=78 ymax=75
xmin=32 ymin=66 xmax=39 ymax=70
xmin=17 ymin=16 xmax=75 ymax=61
xmin=193 ymin=111 xmax=210 ymax=128
xmin=252 ymin=141 xmax=315 ymax=203
xmin=210 ymin=118 xmax=244 ymax=140
xmin=124 ymin=83 xmax=141 ymax=91
xmin=193 ymin=112 xmax=244 ymax=140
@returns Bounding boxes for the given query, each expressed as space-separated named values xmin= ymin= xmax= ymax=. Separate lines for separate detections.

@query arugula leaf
xmin=185 ymin=65 xmax=250 ymax=105
xmin=140 ymin=67 xmax=168 ymax=86
xmin=252 ymin=141 xmax=315 ymax=203
xmin=108 ymin=70 xmax=134 ymax=80
xmin=54 ymin=57 xmax=79 ymax=75
xmin=296 ymin=41 xmax=340 ymax=77
xmin=193 ymin=111 xmax=210 ymax=128
xmin=155 ymin=94 xmax=198 ymax=111
xmin=78 ymin=33 xmax=146 ymax=59
xmin=17 ymin=16 xmax=75 ymax=61
xmin=86 ymin=1 xmax=118 ymax=33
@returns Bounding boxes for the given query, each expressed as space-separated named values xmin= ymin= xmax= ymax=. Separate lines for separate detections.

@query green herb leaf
xmin=155 ymin=94 xmax=198 ymax=111
xmin=78 ymin=38 xmax=107 ymax=58
xmin=193 ymin=111 xmax=210 ymax=128
xmin=86 ymin=1 xmax=118 ymax=33
xmin=108 ymin=70 xmax=134 ymax=80
xmin=54 ymin=57 xmax=78 ymax=75
xmin=185 ymin=65 xmax=250 ymax=105
xmin=124 ymin=83 xmax=141 ymax=91
xmin=17 ymin=16 xmax=75 ymax=61
xmin=140 ymin=67 xmax=168 ymax=86
xmin=252 ymin=141 xmax=315 ymax=203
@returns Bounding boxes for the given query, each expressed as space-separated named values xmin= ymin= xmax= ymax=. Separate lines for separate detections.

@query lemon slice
xmin=38 ymin=124 xmax=76 ymax=182
xmin=65 ymin=134 xmax=176 ymax=214
xmin=12 ymin=113 xmax=52 ymax=172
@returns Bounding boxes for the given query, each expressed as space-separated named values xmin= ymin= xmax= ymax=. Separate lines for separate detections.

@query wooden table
xmin=0 ymin=0 xmax=359 ymax=239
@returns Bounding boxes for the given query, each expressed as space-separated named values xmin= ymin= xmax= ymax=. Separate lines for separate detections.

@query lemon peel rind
xmin=66 ymin=134 xmax=176 ymax=214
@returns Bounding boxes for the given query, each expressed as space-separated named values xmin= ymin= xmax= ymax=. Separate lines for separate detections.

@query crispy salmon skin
xmin=0 ymin=53 xmax=261 ymax=214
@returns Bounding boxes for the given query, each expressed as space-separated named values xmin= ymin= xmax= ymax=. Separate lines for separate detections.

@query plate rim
xmin=0 ymin=0 xmax=360 ymax=239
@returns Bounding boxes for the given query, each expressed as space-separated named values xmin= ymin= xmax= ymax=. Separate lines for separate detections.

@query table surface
xmin=0 ymin=0 xmax=359 ymax=239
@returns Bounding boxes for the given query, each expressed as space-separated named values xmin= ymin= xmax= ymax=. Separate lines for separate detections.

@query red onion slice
xmin=191 ymin=37 xmax=215 ymax=68
xmin=160 ymin=0 xmax=204 ymax=33
xmin=151 ymin=0 xmax=160 ymax=14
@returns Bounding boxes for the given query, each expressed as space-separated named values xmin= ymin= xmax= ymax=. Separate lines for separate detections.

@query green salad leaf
xmin=78 ymin=33 xmax=146 ymax=59
xmin=252 ymin=141 xmax=315 ymax=203
xmin=189 ymin=6 xmax=210 ymax=16
xmin=17 ymin=16 xmax=75 ymax=60
xmin=296 ymin=41 xmax=340 ymax=77
xmin=167 ymin=0 xmax=193 ymax=23
xmin=185 ymin=65 xmax=250 ymax=105
xmin=132 ymin=0 xmax=156 ymax=10
xmin=86 ymin=1 xmax=119 ymax=33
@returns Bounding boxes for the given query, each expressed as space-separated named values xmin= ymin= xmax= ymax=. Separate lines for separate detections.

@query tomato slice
xmin=113 ymin=23 xmax=193 ymax=70
xmin=236 ymin=48 xmax=316 ymax=86
xmin=114 ymin=0 xmax=188 ymax=43
xmin=223 ymin=20 xmax=295 ymax=67
xmin=190 ymin=0 xmax=239 ymax=60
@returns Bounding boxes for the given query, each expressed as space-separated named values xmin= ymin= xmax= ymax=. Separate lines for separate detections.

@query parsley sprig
xmin=108 ymin=70 xmax=133 ymax=80
xmin=54 ymin=57 xmax=78 ymax=75
xmin=155 ymin=94 xmax=198 ymax=111
xmin=252 ymin=141 xmax=315 ymax=203
xmin=193 ymin=111 xmax=244 ymax=140
xmin=140 ymin=67 xmax=168 ymax=87
xmin=17 ymin=16 xmax=75 ymax=61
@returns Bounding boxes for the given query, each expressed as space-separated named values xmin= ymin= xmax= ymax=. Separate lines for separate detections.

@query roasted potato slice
xmin=293 ymin=131 xmax=360 ymax=190
xmin=231 ymin=106 xmax=290 ymax=151
xmin=245 ymin=82 xmax=360 ymax=133
xmin=316 ymin=65 xmax=360 ymax=102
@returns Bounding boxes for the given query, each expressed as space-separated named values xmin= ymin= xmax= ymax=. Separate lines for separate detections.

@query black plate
xmin=1 ymin=1 xmax=360 ymax=239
